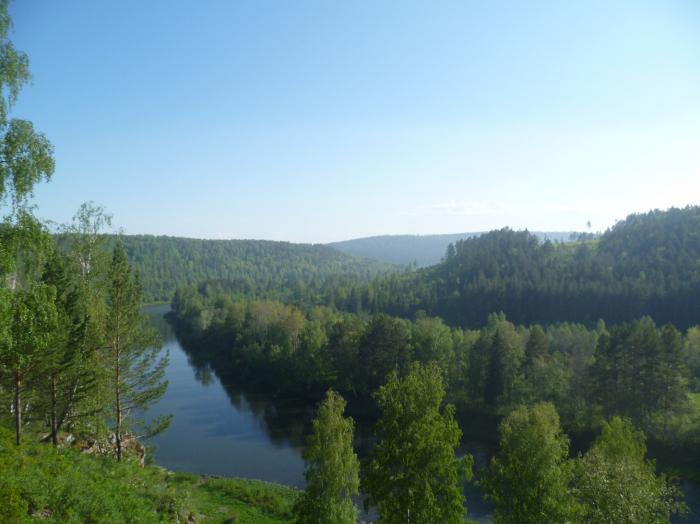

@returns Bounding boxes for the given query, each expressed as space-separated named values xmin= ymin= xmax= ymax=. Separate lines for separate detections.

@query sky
xmin=9 ymin=0 xmax=700 ymax=243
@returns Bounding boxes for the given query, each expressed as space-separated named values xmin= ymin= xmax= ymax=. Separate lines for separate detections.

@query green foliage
xmin=482 ymin=403 xmax=581 ymax=524
xmin=331 ymin=207 xmax=700 ymax=330
xmin=0 ymin=119 xmax=54 ymax=210
xmin=0 ymin=282 xmax=57 ymax=444
xmin=357 ymin=314 xmax=413 ymax=393
xmin=0 ymin=0 xmax=53 ymax=215
xmin=198 ymin=477 xmax=297 ymax=521
xmin=328 ymin=231 xmax=575 ymax=267
xmin=0 ymin=428 xmax=297 ymax=523
xmin=363 ymin=363 xmax=472 ymax=524
xmin=105 ymin=242 xmax=169 ymax=459
xmin=466 ymin=314 xmax=525 ymax=410
xmin=113 ymin=234 xmax=395 ymax=303
xmin=574 ymin=417 xmax=686 ymax=523
xmin=0 ymin=427 xmax=162 ymax=523
xmin=687 ymin=327 xmax=700 ymax=392
xmin=170 ymin=285 xmax=700 ymax=451
xmin=293 ymin=390 xmax=360 ymax=524
xmin=592 ymin=317 xmax=690 ymax=437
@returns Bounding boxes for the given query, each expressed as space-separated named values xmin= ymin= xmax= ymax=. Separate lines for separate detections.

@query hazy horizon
xmin=87 ymin=227 xmax=577 ymax=245
xmin=11 ymin=1 xmax=700 ymax=243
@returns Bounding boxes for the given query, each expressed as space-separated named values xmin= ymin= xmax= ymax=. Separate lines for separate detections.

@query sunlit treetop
xmin=0 ymin=0 xmax=53 ymax=214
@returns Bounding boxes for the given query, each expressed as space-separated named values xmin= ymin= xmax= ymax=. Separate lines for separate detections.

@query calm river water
xmin=144 ymin=304 xmax=699 ymax=523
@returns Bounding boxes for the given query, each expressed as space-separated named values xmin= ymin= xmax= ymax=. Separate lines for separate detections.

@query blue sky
xmin=10 ymin=1 xmax=700 ymax=243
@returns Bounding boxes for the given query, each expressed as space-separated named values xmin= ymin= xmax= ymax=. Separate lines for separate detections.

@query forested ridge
xmin=328 ymin=206 xmax=700 ymax=329
xmin=105 ymin=235 xmax=395 ymax=303
xmin=329 ymin=230 xmax=577 ymax=266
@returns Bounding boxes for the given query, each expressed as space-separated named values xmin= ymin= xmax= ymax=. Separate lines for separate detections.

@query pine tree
xmin=293 ymin=390 xmax=360 ymax=524
xmin=654 ymin=325 xmax=690 ymax=439
xmin=41 ymin=249 xmax=98 ymax=445
xmin=525 ymin=324 xmax=549 ymax=363
xmin=105 ymin=242 xmax=169 ymax=461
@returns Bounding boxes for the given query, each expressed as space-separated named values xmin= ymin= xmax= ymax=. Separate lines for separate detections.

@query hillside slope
xmin=0 ymin=429 xmax=297 ymax=523
xmin=329 ymin=207 xmax=700 ymax=329
xmin=328 ymin=231 xmax=578 ymax=266
xmin=118 ymin=235 xmax=394 ymax=302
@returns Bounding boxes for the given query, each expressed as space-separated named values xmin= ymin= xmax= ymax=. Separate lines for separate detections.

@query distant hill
xmin=328 ymin=231 xmax=578 ymax=266
xmin=328 ymin=206 xmax=700 ymax=329
xmin=117 ymin=235 xmax=395 ymax=303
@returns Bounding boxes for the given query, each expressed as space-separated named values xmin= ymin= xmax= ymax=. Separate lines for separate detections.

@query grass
xmin=0 ymin=429 xmax=298 ymax=523
xmin=163 ymin=471 xmax=297 ymax=523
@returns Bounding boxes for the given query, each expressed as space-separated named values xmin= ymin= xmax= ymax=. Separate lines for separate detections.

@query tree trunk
xmin=115 ymin=335 xmax=122 ymax=461
xmin=50 ymin=376 xmax=58 ymax=446
xmin=14 ymin=368 xmax=21 ymax=446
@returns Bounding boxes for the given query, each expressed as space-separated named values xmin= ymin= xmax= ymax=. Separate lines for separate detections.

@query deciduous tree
xmin=363 ymin=362 xmax=472 ymax=524
xmin=575 ymin=417 xmax=686 ymax=523
xmin=293 ymin=390 xmax=360 ymax=524
xmin=482 ymin=402 xmax=581 ymax=524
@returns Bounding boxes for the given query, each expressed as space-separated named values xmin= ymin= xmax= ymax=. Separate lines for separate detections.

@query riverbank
xmin=142 ymin=304 xmax=700 ymax=523
xmin=0 ymin=427 xmax=298 ymax=523
xmin=148 ymin=470 xmax=298 ymax=524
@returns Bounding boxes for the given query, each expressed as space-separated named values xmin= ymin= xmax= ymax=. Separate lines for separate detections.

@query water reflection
xmin=144 ymin=304 xmax=307 ymax=485
xmin=144 ymin=304 xmax=698 ymax=523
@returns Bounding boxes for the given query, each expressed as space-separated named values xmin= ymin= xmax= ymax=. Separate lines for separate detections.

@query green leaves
xmin=592 ymin=317 xmax=691 ymax=437
xmin=0 ymin=0 xmax=53 ymax=215
xmin=8 ymin=282 xmax=58 ymax=366
xmin=106 ymin=241 xmax=168 ymax=458
xmin=293 ymin=390 xmax=360 ymax=524
xmin=482 ymin=403 xmax=582 ymax=524
xmin=0 ymin=0 xmax=30 ymax=126
xmin=363 ymin=363 xmax=472 ymax=524
xmin=484 ymin=408 xmax=687 ymax=524
xmin=0 ymin=119 xmax=54 ymax=208
xmin=574 ymin=417 xmax=686 ymax=524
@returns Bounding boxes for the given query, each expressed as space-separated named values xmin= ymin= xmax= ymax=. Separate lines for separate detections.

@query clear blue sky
xmin=10 ymin=1 xmax=700 ymax=243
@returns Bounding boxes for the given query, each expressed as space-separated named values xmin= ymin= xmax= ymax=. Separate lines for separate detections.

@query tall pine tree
xmin=105 ymin=242 xmax=169 ymax=461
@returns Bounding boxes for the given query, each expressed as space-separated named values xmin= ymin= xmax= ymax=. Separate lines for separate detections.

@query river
xmin=144 ymin=304 xmax=699 ymax=523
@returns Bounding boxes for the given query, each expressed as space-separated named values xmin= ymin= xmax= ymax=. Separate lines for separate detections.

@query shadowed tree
xmin=357 ymin=314 xmax=412 ymax=394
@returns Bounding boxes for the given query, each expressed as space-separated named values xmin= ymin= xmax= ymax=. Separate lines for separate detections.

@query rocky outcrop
xmin=56 ymin=432 xmax=146 ymax=466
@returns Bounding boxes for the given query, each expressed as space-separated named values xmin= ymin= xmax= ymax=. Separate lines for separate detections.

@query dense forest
xmin=328 ymin=207 xmax=700 ymax=330
xmin=329 ymin=230 xmax=578 ymax=266
xmin=2 ymin=1 xmax=699 ymax=521
xmin=170 ymin=289 xmax=697 ymax=522
xmin=104 ymin=235 xmax=395 ymax=304
xmin=171 ymin=290 xmax=700 ymax=442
